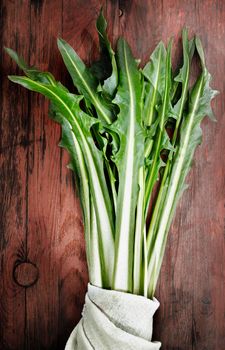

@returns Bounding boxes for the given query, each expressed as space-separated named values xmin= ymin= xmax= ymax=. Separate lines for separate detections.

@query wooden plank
xmin=24 ymin=1 xmax=65 ymax=349
xmin=0 ymin=0 xmax=225 ymax=349
xmin=0 ymin=1 xmax=30 ymax=349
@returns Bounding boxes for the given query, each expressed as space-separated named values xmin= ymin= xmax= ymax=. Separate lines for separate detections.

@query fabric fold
xmin=65 ymin=284 xmax=161 ymax=350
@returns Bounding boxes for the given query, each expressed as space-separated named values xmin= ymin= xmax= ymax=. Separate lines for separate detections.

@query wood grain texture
xmin=0 ymin=0 xmax=225 ymax=349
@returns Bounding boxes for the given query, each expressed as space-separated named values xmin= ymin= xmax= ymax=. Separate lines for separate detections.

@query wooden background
xmin=1 ymin=0 xmax=225 ymax=349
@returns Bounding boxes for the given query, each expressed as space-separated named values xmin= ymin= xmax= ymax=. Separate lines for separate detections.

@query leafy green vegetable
xmin=146 ymin=29 xmax=196 ymax=296
xmin=6 ymin=11 xmax=217 ymax=298
xmin=111 ymin=38 xmax=144 ymax=292
xmin=146 ymin=36 xmax=218 ymax=297
xmin=92 ymin=8 xmax=118 ymax=97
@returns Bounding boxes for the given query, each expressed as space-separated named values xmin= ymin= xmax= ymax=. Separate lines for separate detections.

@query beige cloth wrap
xmin=65 ymin=284 xmax=161 ymax=350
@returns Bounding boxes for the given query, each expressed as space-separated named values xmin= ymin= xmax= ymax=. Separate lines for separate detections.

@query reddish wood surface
xmin=0 ymin=1 xmax=225 ymax=349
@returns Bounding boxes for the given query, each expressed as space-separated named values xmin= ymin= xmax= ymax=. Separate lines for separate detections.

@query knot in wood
xmin=13 ymin=262 xmax=39 ymax=287
xmin=119 ymin=9 xmax=123 ymax=17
